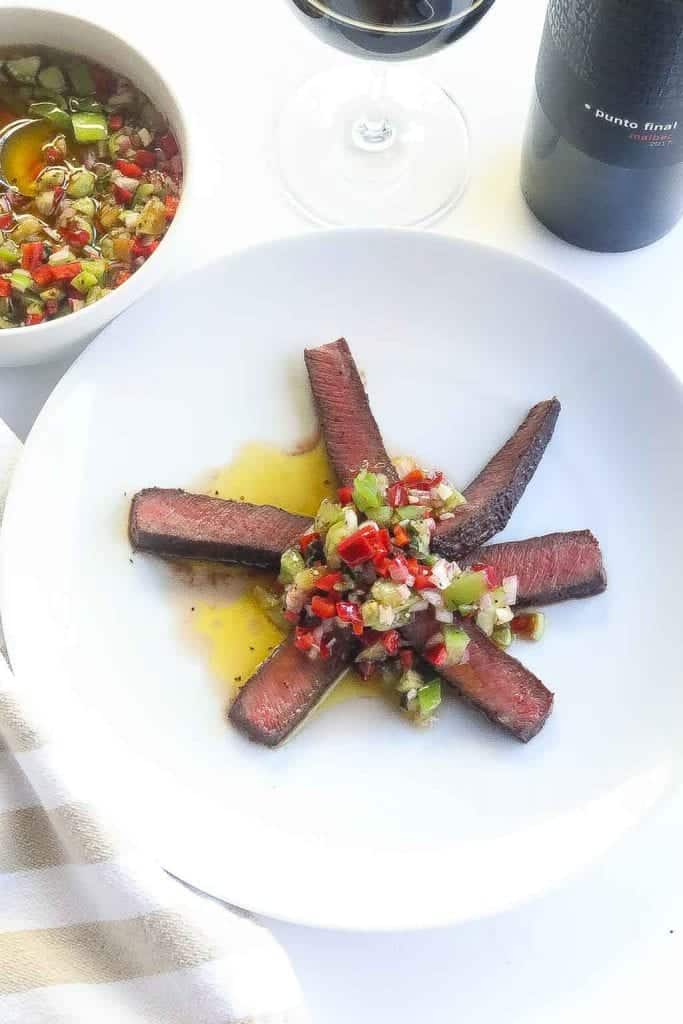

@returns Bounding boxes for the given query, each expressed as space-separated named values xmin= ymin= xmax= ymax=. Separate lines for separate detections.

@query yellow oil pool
xmin=188 ymin=440 xmax=383 ymax=708
xmin=1 ymin=118 xmax=54 ymax=194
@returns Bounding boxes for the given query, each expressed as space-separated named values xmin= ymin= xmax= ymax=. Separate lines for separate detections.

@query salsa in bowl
xmin=0 ymin=8 xmax=188 ymax=365
xmin=0 ymin=47 xmax=182 ymax=329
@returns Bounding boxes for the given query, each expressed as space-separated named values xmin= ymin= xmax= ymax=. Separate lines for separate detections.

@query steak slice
xmin=433 ymin=399 xmax=561 ymax=561
xmin=129 ymin=488 xmax=310 ymax=570
xmin=404 ymin=613 xmax=553 ymax=742
xmin=132 ymin=489 xmax=608 ymax=610
xmin=465 ymin=530 xmax=607 ymax=606
xmin=304 ymin=337 xmax=398 ymax=488
xmin=229 ymin=629 xmax=358 ymax=746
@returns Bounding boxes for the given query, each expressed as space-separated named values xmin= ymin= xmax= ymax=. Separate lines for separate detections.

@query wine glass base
xmin=277 ymin=66 xmax=470 ymax=228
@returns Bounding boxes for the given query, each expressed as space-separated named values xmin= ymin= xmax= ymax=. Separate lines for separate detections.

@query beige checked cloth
xmin=0 ymin=420 xmax=307 ymax=1024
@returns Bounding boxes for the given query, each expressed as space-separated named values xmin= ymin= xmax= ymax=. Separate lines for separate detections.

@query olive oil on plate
xmin=183 ymin=440 xmax=383 ymax=709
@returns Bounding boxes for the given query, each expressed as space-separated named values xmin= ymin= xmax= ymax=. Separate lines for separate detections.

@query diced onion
xmin=378 ymin=604 xmax=395 ymax=628
xmin=389 ymin=560 xmax=411 ymax=583
xmin=343 ymin=506 xmax=359 ymax=530
xmin=503 ymin=575 xmax=518 ymax=607
xmin=435 ymin=609 xmax=454 ymax=624
xmin=476 ymin=607 xmax=496 ymax=636
xmin=285 ymin=586 xmax=306 ymax=613
xmin=424 ymin=631 xmax=443 ymax=649
xmin=431 ymin=558 xmax=457 ymax=590
xmin=121 ymin=212 xmax=139 ymax=232
xmin=392 ymin=456 xmax=417 ymax=478
xmin=117 ymin=175 xmax=140 ymax=192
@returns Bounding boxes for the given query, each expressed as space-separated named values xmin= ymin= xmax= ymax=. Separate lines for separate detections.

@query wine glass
xmin=279 ymin=0 xmax=497 ymax=227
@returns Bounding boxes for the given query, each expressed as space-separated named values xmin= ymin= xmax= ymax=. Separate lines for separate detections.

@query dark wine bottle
xmin=521 ymin=0 xmax=683 ymax=252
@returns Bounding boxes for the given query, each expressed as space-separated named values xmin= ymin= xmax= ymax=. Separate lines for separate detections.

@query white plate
xmin=2 ymin=230 xmax=682 ymax=931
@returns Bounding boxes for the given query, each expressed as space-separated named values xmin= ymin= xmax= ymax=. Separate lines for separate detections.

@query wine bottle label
xmin=536 ymin=0 xmax=683 ymax=168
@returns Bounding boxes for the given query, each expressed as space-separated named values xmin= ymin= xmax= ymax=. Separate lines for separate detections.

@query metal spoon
xmin=0 ymin=118 xmax=39 ymax=193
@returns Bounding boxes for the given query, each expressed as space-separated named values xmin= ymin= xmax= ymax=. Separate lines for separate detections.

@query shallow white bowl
xmin=3 ymin=230 xmax=683 ymax=930
xmin=0 ymin=6 xmax=189 ymax=366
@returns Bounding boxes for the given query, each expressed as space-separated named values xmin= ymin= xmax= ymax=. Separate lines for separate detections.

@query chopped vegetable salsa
xmin=258 ymin=458 xmax=543 ymax=725
xmin=0 ymin=47 xmax=182 ymax=328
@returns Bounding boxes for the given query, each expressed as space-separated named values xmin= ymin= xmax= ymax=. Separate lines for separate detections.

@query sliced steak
xmin=304 ymin=337 xmax=398 ymax=488
xmin=433 ymin=399 xmax=561 ymax=561
xmin=133 ymin=489 xmax=607 ymax=610
xmin=229 ymin=630 xmax=358 ymax=746
xmin=465 ymin=530 xmax=607 ymax=606
xmin=129 ymin=488 xmax=310 ymax=569
xmin=404 ymin=613 xmax=553 ymax=742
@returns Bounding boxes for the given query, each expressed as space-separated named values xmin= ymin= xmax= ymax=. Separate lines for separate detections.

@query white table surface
xmin=3 ymin=2 xmax=681 ymax=1020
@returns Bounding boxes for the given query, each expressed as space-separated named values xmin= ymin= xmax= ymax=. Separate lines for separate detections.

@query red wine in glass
xmin=280 ymin=0 xmax=497 ymax=225
xmin=290 ymin=1 xmax=496 ymax=59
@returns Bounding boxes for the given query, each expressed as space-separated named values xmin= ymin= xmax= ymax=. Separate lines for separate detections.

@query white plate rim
xmin=2 ymin=228 xmax=683 ymax=931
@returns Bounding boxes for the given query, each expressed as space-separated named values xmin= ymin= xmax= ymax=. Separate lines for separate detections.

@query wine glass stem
xmin=351 ymin=67 xmax=395 ymax=153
